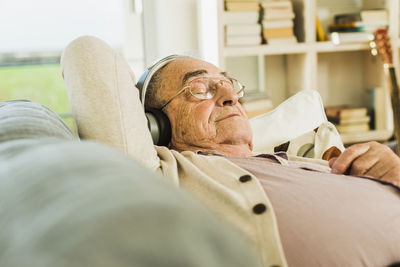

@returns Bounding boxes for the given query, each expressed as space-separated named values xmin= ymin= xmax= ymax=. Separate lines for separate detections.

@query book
xmin=327 ymin=106 xmax=371 ymax=134
xmin=241 ymin=98 xmax=274 ymax=118
xmin=316 ymin=15 xmax=326 ymax=41
xmin=328 ymin=115 xmax=370 ymax=125
xmin=266 ymin=36 xmax=297 ymax=44
xmin=360 ymin=9 xmax=389 ymax=33
xmin=263 ymin=11 xmax=295 ymax=20
xmin=225 ymin=35 xmax=262 ymax=46
xmin=240 ymin=91 xmax=270 ymax=102
xmin=241 ymin=98 xmax=274 ymax=111
xmin=261 ymin=0 xmax=294 ymax=20
xmin=225 ymin=0 xmax=259 ymax=2
xmin=223 ymin=11 xmax=260 ymax=24
xmin=328 ymin=26 xmax=366 ymax=33
xmin=335 ymin=123 xmax=370 ymax=133
xmin=330 ymin=32 xmax=374 ymax=45
xmin=263 ymin=27 xmax=294 ymax=38
xmin=334 ymin=13 xmax=361 ymax=25
xmin=262 ymin=19 xmax=293 ymax=29
xmin=365 ymin=87 xmax=378 ymax=130
xmin=366 ymin=87 xmax=391 ymax=131
xmin=329 ymin=21 xmax=388 ymax=29
xmin=331 ymin=11 xmax=388 ymax=35
xmin=360 ymin=9 xmax=388 ymax=23
xmin=325 ymin=106 xmax=368 ymax=119
xmin=225 ymin=24 xmax=261 ymax=36
xmin=225 ymin=1 xmax=260 ymax=11
xmin=261 ymin=0 xmax=292 ymax=10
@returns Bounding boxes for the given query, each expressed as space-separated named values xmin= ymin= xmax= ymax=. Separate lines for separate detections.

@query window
xmin=0 ymin=0 xmax=126 ymax=134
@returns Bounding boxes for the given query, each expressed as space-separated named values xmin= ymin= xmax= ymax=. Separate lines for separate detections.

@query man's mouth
xmin=215 ymin=113 xmax=240 ymax=122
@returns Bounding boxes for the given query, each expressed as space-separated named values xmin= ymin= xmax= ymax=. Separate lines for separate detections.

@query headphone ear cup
xmin=145 ymin=108 xmax=171 ymax=146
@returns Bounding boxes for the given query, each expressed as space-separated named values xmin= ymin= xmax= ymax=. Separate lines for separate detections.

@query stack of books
xmin=328 ymin=9 xmax=388 ymax=44
xmin=360 ymin=9 xmax=388 ymax=32
xmin=239 ymin=91 xmax=273 ymax=118
xmin=325 ymin=106 xmax=371 ymax=134
xmin=261 ymin=0 xmax=297 ymax=45
xmin=224 ymin=0 xmax=262 ymax=46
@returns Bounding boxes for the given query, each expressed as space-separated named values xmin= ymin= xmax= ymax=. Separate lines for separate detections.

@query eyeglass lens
xmin=189 ymin=78 xmax=243 ymax=99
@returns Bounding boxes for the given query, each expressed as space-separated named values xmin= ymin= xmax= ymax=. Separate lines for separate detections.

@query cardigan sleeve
xmin=61 ymin=36 xmax=160 ymax=170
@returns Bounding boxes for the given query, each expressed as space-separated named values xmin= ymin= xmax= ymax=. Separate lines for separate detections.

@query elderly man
xmin=62 ymin=37 xmax=400 ymax=267
xmin=144 ymin=56 xmax=400 ymax=185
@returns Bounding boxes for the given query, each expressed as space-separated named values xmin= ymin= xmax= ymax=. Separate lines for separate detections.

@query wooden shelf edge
xmin=222 ymin=41 xmax=376 ymax=57
xmin=313 ymin=41 xmax=371 ymax=53
xmin=340 ymin=130 xmax=393 ymax=145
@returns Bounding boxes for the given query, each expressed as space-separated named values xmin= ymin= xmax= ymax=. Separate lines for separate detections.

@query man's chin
xmin=216 ymin=123 xmax=252 ymax=143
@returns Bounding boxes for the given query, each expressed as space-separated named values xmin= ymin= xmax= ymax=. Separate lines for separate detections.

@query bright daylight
xmin=0 ymin=0 xmax=125 ymax=132
xmin=1 ymin=1 xmax=400 ymax=266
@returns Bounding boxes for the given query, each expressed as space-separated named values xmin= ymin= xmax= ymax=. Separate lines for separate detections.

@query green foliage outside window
xmin=0 ymin=64 xmax=77 ymax=135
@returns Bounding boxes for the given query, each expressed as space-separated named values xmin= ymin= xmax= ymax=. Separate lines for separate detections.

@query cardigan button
xmin=253 ymin=203 xmax=267 ymax=214
xmin=239 ymin=175 xmax=252 ymax=183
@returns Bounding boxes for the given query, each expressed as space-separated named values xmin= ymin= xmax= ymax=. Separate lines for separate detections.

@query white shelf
xmin=341 ymin=130 xmax=393 ymax=145
xmin=214 ymin=0 xmax=398 ymax=144
xmin=313 ymin=41 xmax=372 ymax=53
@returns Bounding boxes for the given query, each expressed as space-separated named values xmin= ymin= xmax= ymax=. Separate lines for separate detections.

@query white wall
xmin=123 ymin=0 xmax=145 ymax=77
xmin=0 ymin=0 xmax=124 ymax=53
xmin=142 ymin=0 xmax=199 ymax=65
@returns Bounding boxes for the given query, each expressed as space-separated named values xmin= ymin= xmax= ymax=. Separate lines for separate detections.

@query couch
xmin=0 ymin=100 xmax=262 ymax=267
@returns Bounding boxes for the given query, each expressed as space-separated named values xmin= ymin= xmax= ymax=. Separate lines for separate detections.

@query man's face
xmin=159 ymin=58 xmax=253 ymax=151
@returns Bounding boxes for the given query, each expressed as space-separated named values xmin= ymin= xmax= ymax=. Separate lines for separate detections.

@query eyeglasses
xmin=161 ymin=75 xmax=245 ymax=110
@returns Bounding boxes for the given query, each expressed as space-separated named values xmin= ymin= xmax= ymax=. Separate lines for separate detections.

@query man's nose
xmin=214 ymin=83 xmax=239 ymax=106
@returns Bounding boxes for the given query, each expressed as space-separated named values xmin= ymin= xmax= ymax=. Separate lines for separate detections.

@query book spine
xmin=225 ymin=2 xmax=260 ymax=12
xmin=316 ymin=15 xmax=326 ymax=41
xmin=223 ymin=11 xmax=260 ymax=24
xmin=226 ymin=24 xmax=261 ymax=36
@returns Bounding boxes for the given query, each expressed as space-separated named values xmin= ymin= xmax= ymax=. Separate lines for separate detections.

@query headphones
xmin=136 ymin=54 xmax=189 ymax=146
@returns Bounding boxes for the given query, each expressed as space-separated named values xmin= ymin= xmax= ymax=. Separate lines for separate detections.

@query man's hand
xmin=329 ymin=141 xmax=400 ymax=187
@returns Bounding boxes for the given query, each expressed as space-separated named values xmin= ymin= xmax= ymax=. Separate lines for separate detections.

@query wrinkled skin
xmin=330 ymin=141 xmax=400 ymax=187
xmin=158 ymin=57 xmax=400 ymax=185
xmin=159 ymin=58 xmax=253 ymax=157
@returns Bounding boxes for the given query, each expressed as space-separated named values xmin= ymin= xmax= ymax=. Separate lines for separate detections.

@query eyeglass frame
xmin=161 ymin=75 xmax=245 ymax=110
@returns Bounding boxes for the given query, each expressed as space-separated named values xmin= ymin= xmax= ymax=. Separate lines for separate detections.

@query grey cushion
xmin=0 ymin=100 xmax=75 ymax=143
xmin=0 ymin=101 xmax=261 ymax=267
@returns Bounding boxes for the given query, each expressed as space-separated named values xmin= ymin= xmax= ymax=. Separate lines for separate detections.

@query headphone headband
xmin=136 ymin=54 xmax=189 ymax=109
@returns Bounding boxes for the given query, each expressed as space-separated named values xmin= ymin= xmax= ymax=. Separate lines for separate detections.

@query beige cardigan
xmin=156 ymin=146 xmax=287 ymax=267
xmin=61 ymin=36 xmax=337 ymax=267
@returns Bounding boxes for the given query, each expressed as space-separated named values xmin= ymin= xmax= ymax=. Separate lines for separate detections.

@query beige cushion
xmin=61 ymin=36 xmax=159 ymax=170
xmin=250 ymin=90 xmax=344 ymax=155
xmin=61 ymin=36 xmax=343 ymax=161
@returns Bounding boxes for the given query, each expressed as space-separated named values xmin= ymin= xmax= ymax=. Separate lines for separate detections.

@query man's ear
xmin=249 ymin=141 xmax=253 ymax=152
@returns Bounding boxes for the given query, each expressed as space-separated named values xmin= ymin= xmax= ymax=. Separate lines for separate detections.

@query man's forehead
xmin=159 ymin=57 xmax=225 ymax=96
xmin=166 ymin=58 xmax=221 ymax=74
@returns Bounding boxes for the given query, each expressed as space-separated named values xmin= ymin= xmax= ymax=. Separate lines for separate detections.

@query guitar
xmin=374 ymin=28 xmax=400 ymax=154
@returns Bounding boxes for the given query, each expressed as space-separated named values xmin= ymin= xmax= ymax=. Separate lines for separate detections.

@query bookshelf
xmin=212 ymin=0 xmax=399 ymax=144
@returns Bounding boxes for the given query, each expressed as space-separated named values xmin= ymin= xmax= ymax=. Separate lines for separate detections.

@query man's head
xmin=145 ymin=57 xmax=253 ymax=156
